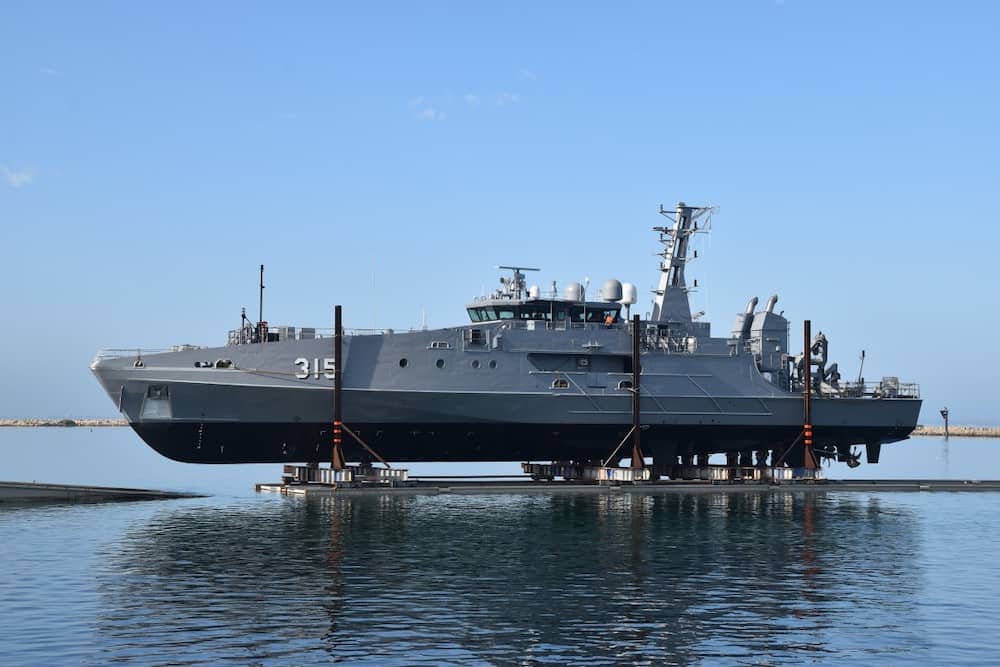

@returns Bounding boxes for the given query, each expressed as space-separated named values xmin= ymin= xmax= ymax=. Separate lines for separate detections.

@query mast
xmin=650 ymin=202 xmax=714 ymax=324
xmin=258 ymin=264 xmax=265 ymax=342
xmin=258 ymin=264 xmax=264 ymax=325
xmin=496 ymin=265 xmax=539 ymax=301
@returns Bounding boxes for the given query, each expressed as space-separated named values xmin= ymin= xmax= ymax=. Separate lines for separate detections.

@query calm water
xmin=3 ymin=430 xmax=1000 ymax=665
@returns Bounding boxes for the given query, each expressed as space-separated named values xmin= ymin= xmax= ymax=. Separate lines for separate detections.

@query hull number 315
xmin=294 ymin=357 xmax=336 ymax=379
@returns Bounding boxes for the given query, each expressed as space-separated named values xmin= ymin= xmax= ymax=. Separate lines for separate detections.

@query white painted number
xmin=294 ymin=357 xmax=336 ymax=379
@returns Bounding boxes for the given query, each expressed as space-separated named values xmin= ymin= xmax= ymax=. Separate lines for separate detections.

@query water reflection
xmin=95 ymin=492 xmax=926 ymax=665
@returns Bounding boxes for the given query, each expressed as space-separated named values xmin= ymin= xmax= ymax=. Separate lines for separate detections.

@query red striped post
xmin=803 ymin=320 xmax=816 ymax=470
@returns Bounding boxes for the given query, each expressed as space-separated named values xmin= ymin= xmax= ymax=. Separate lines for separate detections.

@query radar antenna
xmin=495 ymin=265 xmax=540 ymax=300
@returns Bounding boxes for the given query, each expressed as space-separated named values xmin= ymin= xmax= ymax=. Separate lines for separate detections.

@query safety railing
xmin=499 ymin=320 xmax=624 ymax=332
xmin=94 ymin=348 xmax=173 ymax=360
xmin=839 ymin=381 xmax=920 ymax=399
xmin=226 ymin=326 xmax=394 ymax=346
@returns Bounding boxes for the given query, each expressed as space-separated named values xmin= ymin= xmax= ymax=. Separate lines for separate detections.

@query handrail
xmin=95 ymin=348 xmax=172 ymax=359
xmin=226 ymin=325 xmax=394 ymax=345
xmin=500 ymin=320 xmax=626 ymax=332
xmin=839 ymin=381 xmax=920 ymax=399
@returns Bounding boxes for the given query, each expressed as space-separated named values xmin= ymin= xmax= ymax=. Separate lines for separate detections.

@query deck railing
xmin=839 ymin=381 xmax=920 ymax=399
xmin=226 ymin=326 xmax=393 ymax=346
xmin=94 ymin=347 xmax=179 ymax=360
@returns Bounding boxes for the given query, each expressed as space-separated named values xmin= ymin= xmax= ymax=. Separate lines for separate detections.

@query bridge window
xmin=569 ymin=306 xmax=620 ymax=323
xmin=466 ymin=301 xmax=621 ymax=323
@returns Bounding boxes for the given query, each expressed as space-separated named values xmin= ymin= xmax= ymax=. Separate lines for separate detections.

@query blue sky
xmin=1 ymin=1 xmax=998 ymax=424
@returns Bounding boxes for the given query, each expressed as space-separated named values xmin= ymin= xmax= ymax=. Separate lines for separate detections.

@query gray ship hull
xmin=91 ymin=202 xmax=921 ymax=468
xmin=91 ymin=323 xmax=920 ymax=465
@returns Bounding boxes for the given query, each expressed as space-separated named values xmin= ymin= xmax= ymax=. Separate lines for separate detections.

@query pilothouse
xmin=466 ymin=266 xmax=629 ymax=326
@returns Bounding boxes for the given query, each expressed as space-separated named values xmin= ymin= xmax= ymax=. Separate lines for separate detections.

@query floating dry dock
xmin=0 ymin=481 xmax=201 ymax=504
xmin=257 ymin=473 xmax=1000 ymax=496
xmin=255 ymin=480 xmax=1000 ymax=496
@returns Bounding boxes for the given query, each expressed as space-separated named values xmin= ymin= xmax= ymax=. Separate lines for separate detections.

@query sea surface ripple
xmin=3 ymin=488 xmax=1000 ymax=666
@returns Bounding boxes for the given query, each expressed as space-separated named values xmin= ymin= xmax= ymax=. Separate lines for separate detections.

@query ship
xmin=90 ymin=202 xmax=921 ymax=471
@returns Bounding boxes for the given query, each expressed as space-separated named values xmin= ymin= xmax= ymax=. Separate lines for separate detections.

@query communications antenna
xmin=650 ymin=202 xmax=715 ymax=323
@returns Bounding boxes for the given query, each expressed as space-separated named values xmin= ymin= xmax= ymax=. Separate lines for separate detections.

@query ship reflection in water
xmin=92 ymin=492 xmax=930 ymax=665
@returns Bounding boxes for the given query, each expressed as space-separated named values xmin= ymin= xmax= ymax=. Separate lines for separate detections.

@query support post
xmin=803 ymin=319 xmax=817 ymax=469
xmin=332 ymin=305 xmax=346 ymax=470
xmin=630 ymin=314 xmax=644 ymax=469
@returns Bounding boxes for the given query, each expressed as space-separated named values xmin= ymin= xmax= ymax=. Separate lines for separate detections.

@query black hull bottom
xmin=131 ymin=421 xmax=914 ymax=465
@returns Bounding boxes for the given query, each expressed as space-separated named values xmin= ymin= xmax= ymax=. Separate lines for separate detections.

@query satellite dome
xmin=620 ymin=282 xmax=637 ymax=305
xmin=601 ymin=279 xmax=623 ymax=302
xmin=564 ymin=282 xmax=584 ymax=302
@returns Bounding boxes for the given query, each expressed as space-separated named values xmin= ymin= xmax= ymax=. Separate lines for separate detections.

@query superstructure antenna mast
xmin=650 ymin=202 xmax=715 ymax=323
xmin=496 ymin=265 xmax=539 ymax=301
xmin=258 ymin=263 xmax=265 ymax=326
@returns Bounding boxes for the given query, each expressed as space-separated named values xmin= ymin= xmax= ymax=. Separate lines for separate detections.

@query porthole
xmin=399 ymin=358 xmax=408 ymax=368
xmin=488 ymin=360 xmax=497 ymax=369
xmin=436 ymin=359 xmax=445 ymax=369
xmin=471 ymin=359 xmax=480 ymax=369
